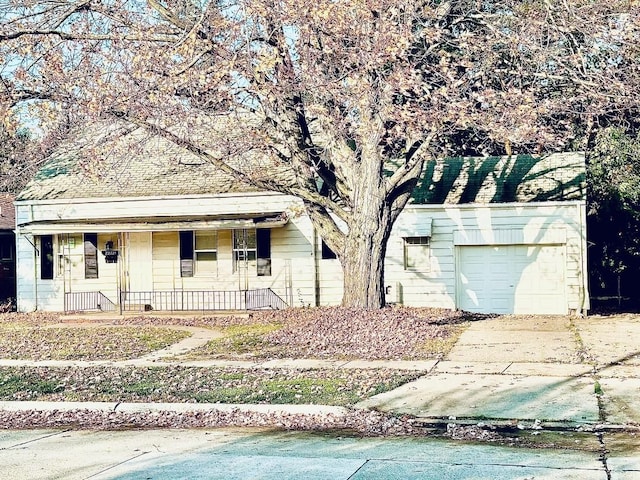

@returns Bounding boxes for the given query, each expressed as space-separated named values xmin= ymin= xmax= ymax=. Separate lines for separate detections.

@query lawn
xmin=0 ymin=307 xmax=472 ymax=407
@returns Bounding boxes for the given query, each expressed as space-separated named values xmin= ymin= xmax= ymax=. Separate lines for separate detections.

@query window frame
xmin=84 ymin=233 xmax=99 ymax=279
xmin=194 ymin=230 xmax=218 ymax=275
xmin=232 ymin=229 xmax=257 ymax=273
xmin=403 ymin=236 xmax=431 ymax=271
xmin=40 ymin=234 xmax=54 ymax=280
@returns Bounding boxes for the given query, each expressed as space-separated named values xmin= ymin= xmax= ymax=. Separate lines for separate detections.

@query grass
xmin=188 ymin=323 xmax=283 ymax=358
xmin=418 ymin=324 xmax=468 ymax=358
xmin=0 ymin=309 xmax=468 ymax=407
xmin=0 ymin=325 xmax=191 ymax=361
xmin=0 ymin=366 xmax=421 ymax=406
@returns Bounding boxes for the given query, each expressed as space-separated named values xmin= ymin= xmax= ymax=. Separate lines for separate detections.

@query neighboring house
xmin=0 ymin=193 xmax=16 ymax=304
xmin=14 ymin=125 xmax=588 ymax=315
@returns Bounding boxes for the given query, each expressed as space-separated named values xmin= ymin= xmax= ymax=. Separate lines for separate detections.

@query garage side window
xmin=404 ymin=236 xmax=430 ymax=271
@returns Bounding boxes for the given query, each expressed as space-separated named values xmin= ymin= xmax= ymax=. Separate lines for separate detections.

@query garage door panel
xmin=458 ymin=244 xmax=566 ymax=315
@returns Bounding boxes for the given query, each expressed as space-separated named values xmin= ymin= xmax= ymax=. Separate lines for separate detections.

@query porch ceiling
xmin=17 ymin=212 xmax=288 ymax=234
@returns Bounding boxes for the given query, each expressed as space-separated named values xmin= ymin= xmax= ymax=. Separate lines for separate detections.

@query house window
xmin=0 ymin=239 xmax=12 ymax=261
xmin=404 ymin=236 xmax=430 ymax=271
xmin=256 ymin=229 xmax=271 ymax=276
xmin=233 ymin=229 xmax=257 ymax=273
xmin=84 ymin=233 xmax=98 ymax=279
xmin=57 ymin=234 xmax=83 ymax=278
xmin=179 ymin=231 xmax=194 ymax=277
xmin=194 ymin=231 xmax=218 ymax=275
xmin=232 ymin=229 xmax=271 ymax=276
xmin=40 ymin=235 xmax=54 ymax=280
xmin=321 ymin=240 xmax=337 ymax=259
xmin=180 ymin=231 xmax=218 ymax=276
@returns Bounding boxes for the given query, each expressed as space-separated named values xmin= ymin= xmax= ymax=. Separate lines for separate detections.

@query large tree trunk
xmin=340 ymin=209 xmax=393 ymax=308
xmin=339 ymin=154 xmax=396 ymax=308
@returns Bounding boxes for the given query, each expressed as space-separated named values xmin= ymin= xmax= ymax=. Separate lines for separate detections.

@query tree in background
xmin=2 ymin=1 xmax=639 ymax=307
xmin=0 ymin=120 xmax=33 ymax=193
xmin=588 ymin=127 xmax=640 ymax=309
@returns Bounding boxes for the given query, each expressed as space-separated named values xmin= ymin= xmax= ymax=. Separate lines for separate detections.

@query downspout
xmin=33 ymin=237 xmax=38 ymax=311
xmin=577 ymin=201 xmax=588 ymax=316
xmin=313 ymin=227 xmax=320 ymax=307
xmin=30 ymin=204 xmax=38 ymax=311
xmin=118 ymin=232 xmax=124 ymax=315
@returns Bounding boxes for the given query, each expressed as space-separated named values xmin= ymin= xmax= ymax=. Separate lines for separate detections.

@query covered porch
xmin=18 ymin=212 xmax=293 ymax=313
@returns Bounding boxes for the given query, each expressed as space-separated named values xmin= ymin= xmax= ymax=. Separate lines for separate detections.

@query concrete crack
xmin=596 ymin=432 xmax=612 ymax=480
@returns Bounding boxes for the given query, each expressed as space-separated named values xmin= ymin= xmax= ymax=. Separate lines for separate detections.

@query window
xmin=321 ymin=240 xmax=337 ymax=259
xmin=180 ymin=231 xmax=218 ymax=276
xmin=57 ymin=234 xmax=82 ymax=277
xmin=256 ymin=229 xmax=271 ymax=276
xmin=404 ymin=236 xmax=430 ymax=271
xmin=40 ymin=235 xmax=54 ymax=280
xmin=84 ymin=233 xmax=98 ymax=279
xmin=232 ymin=228 xmax=271 ymax=276
xmin=179 ymin=231 xmax=194 ymax=277
xmin=233 ymin=229 xmax=257 ymax=273
xmin=0 ymin=238 xmax=12 ymax=261
xmin=194 ymin=231 xmax=218 ymax=275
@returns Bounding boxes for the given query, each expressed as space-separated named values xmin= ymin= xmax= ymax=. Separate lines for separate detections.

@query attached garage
xmin=454 ymin=229 xmax=570 ymax=315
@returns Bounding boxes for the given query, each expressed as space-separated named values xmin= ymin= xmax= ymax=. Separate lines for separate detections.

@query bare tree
xmin=1 ymin=0 xmax=639 ymax=307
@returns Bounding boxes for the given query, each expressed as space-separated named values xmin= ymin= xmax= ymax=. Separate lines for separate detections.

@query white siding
xmin=16 ymin=191 xmax=588 ymax=315
xmin=382 ymin=202 xmax=588 ymax=313
xmin=15 ymin=193 xmax=317 ymax=311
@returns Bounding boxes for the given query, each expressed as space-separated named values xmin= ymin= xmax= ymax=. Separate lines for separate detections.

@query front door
xmin=126 ymin=232 xmax=153 ymax=292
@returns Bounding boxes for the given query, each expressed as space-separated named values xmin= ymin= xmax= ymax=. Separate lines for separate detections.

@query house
xmin=0 ymin=193 xmax=17 ymax=304
xmin=14 ymin=124 xmax=588 ymax=315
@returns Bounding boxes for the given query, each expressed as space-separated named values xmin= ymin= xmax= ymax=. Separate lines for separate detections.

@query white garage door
xmin=457 ymin=244 xmax=566 ymax=314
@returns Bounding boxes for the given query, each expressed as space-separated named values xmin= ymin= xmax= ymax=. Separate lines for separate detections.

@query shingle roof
xmin=0 ymin=194 xmax=15 ymax=229
xmin=411 ymin=152 xmax=585 ymax=204
xmin=17 ymin=119 xmax=292 ymax=201
xmin=17 ymin=118 xmax=585 ymax=205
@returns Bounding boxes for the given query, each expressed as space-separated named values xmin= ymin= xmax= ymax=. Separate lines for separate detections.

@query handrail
xmin=65 ymin=289 xmax=288 ymax=313
xmin=120 ymin=289 xmax=288 ymax=312
xmin=64 ymin=291 xmax=117 ymax=313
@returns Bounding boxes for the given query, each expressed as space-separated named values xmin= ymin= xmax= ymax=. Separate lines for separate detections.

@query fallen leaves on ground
xmin=0 ymin=308 xmax=480 ymax=434
xmin=0 ymin=365 xmax=420 ymax=406
xmin=93 ymin=306 xmax=474 ymax=360
xmin=0 ymin=325 xmax=190 ymax=361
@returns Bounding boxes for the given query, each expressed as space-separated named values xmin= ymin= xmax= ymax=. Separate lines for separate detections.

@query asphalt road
xmin=3 ymin=427 xmax=638 ymax=479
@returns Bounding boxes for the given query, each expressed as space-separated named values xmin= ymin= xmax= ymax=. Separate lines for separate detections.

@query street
xmin=2 ymin=427 xmax=639 ymax=479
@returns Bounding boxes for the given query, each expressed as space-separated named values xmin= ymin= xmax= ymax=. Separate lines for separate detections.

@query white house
xmin=14 ymin=125 xmax=588 ymax=315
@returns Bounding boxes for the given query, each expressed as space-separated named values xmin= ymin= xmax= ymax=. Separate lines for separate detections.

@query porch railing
xmin=65 ymin=289 xmax=288 ymax=313
xmin=64 ymin=291 xmax=117 ymax=313
xmin=120 ymin=288 xmax=288 ymax=312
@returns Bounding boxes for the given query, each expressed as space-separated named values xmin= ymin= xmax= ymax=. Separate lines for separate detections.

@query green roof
xmin=18 ymin=119 xmax=585 ymax=204
xmin=411 ymin=153 xmax=585 ymax=204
